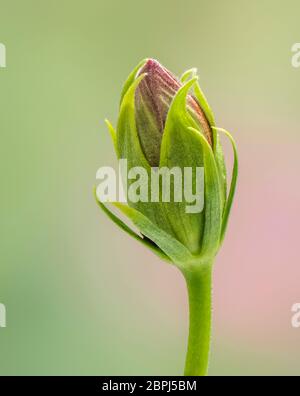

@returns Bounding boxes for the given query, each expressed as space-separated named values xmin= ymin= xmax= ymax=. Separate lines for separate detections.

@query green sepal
xmin=120 ymin=58 xmax=148 ymax=107
xmin=213 ymin=134 xmax=227 ymax=205
xmin=105 ymin=118 xmax=117 ymax=154
xmin=162 ymin=77 xmax=199 ymax=131
xmin=181 ymin=71 xmax=214 ymax=126
xmin=159 ymin=77 xmax=205 ymax=254
xmin=192 ymin=80 xmax=227 ymax=205
xmin=117 ymin=73 xmax=150 ymax=168
xmin=212 ymin=127 xmax=238 ymax=245
xmin=94 ymin=187 xmax=171 ymax=263
xmin=187 ymin=127 xmax=223 ymax=259
xmin=180 ymin=68 xmax=198 ymax=82
xmin=193 ymin=80 xmax=215 ymax=130
xmin=113 ymin=202 xmax=196 ymax=268
xmin=117 ymin=72 xmax=178 ymax=238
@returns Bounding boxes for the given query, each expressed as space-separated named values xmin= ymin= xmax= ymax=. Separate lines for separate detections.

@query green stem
xmin=182 ymin=263 xmax=213 ymax=376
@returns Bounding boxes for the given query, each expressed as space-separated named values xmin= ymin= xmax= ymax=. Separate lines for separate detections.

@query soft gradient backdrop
xmin=0 ymin=0 xmax=300 ymax=375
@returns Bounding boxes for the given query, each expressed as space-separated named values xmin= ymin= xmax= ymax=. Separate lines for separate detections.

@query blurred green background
xmin=1 ymin=0 xmax=300 ymax=375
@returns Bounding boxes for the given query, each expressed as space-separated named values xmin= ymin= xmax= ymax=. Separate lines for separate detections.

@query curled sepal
xmin=94 ymin=187 xmax=171 ymax=263
xmin=113 ymin=202 xmax=196 ymax=268
xmin=187 ymin=127 xmax=223 ymax=259
xmin=105 ymin=119 xmax=117 ymax=154
xmin=180 ymin=68 xmax=198 ymax=83
xmin=212 ymin=127 xmax=238 ymax=245
xmin=180 ymin=69 xmax=215 ymax=132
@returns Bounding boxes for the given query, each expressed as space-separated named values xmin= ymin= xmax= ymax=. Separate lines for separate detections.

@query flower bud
xmin=99 ymin=59 xmax=238 ymax=267
xmin=135 ymin=59 xmax=212 ymax=166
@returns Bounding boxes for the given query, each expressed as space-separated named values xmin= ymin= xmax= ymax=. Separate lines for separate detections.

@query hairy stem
xmin=182 ymin=263 xmax=213 ymax=376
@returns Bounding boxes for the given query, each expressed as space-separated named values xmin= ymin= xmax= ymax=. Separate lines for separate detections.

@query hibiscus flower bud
xmin=98 ymin=58 xmax=237 ymax=262
xmin=95 ymin=58 xmax=238 ymax=376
